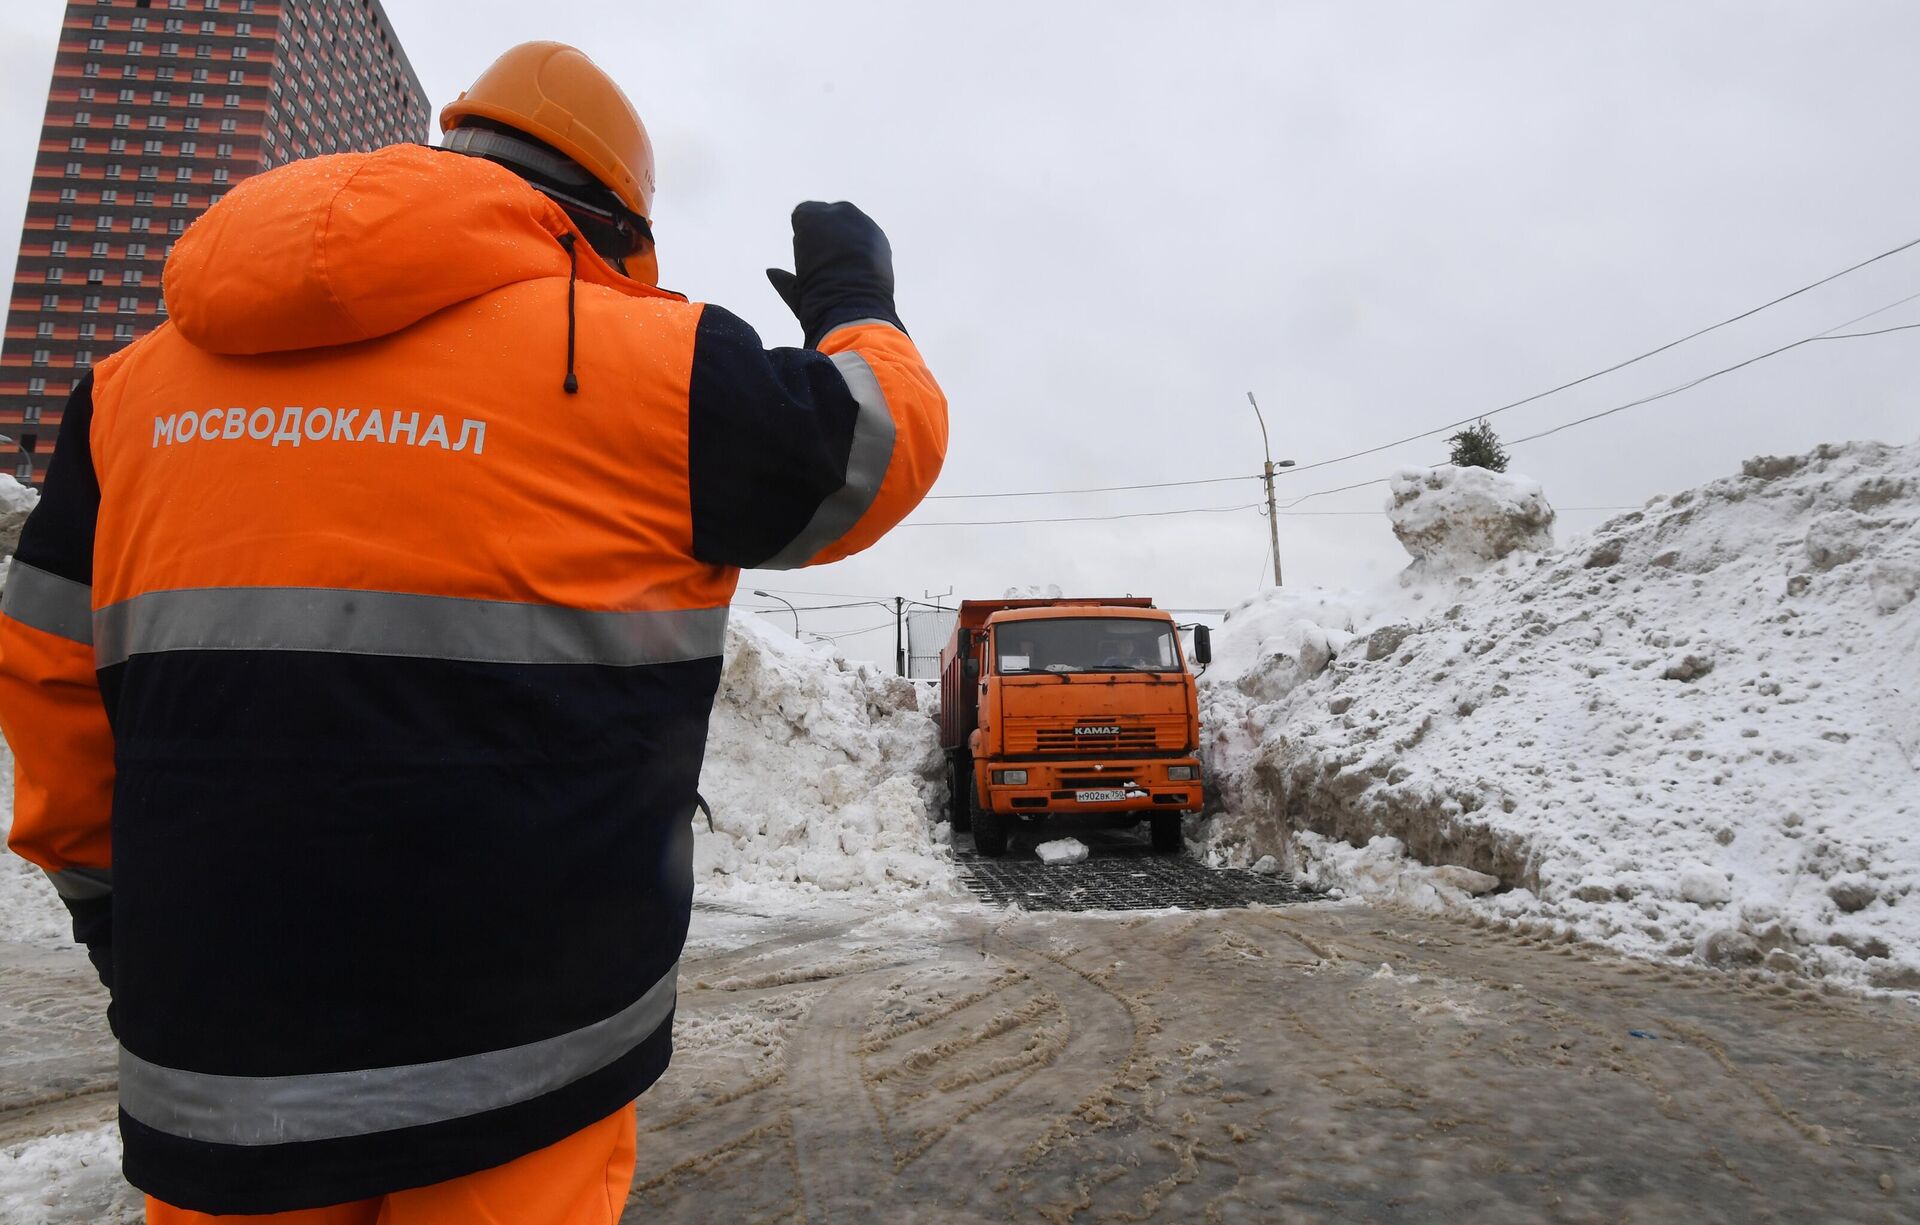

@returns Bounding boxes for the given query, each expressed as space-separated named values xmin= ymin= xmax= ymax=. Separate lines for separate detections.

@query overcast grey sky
xmin=5 ymin=1 xmax=1918 ymax=660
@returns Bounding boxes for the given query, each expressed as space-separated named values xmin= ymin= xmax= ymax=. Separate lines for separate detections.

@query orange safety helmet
xmin=440 ymin=42 xmax=655 ymax=222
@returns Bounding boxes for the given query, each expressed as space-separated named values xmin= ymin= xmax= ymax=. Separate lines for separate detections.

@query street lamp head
xmin=751 ymin=589 xmax=771 ymax=598
xmin=1276 ymin=460 xmax=1296 ymax=468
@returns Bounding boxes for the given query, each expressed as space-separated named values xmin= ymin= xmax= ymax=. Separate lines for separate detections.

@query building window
xmin=74 ymin=111 xmax=92 ymax=126
xmin=211 ymin=167 xmax=228 ymax=182
xmin=175 ymin=167 xmax=192 ymax=181
xmin=147 ymin=115 xmax=168 ymax=129
xmin=232 ymin=46 xmax=247 ymax=59
xmin=130 ymin=216 xmax=151 ymax=232
xmin=50 ymin=239 xmax=68 ymax=256
xmin=59 ymin=187 xmax=78 ymax=202
xmin=114 ymin=323 xmax=134 ymax=340
xmin=69 ymin=137 xmax=87 ymax=152
xmin=156 ymin=66 xmax=175 ymax=81
xmin=168 ymin=217 xmax=186 ymax=234
xmin=114 ymin=112 xmax=130 ymax=128
xmin=219 ymin=118 xmax=235 ymax=132
xmin=109 ymin=136 xmax=126 ymax=152
xmin=28 ymin=379 xmax=47 ymax=396
xmin=40 ymin=294 xmax=60 ymax=310
xmin=79 ymin=322 xmax=96 ymax=339
xmin=36 ymin=321 xmax=54 ymax=337
xmin=92 ymin=240 xmax=110 ymax=256
xmin=103 ymin=163 xmax=122 ymax=179
xmin=83 ymin=295 xmax=102 ymax=312
xmin=75 ymin=350 xmax=94 ymax=368
xmin=118 ymin=295 xmax=140 ymax=310
xmin=180 ymin=140 xmax=196 ymax=155
xmin=127 ymin=40 xmax=145 ymax=54
xmin=64 ymin=161 xmax=82 ymax=177
xmin=189 ymin=91 xmax=204 ymax=105
xmin=123 ymin=271 xmax=143 ymax=285
xmin=88 ymin=268 xmax=106 ymax=284
xmin=87 ymin=37 xmax=106 ymax=51
xmin=172 ymin=191 xmax=190 ymax=206
xmin=183 ymin=117 xmax=200 ymax=131
xmin=152 ymin=90 xmax=170 ymax=105
xmin=227 ymin=69 xmax=244 ymax=84
xmin=23 ymin=406 xmax=43 ymax=424
xmin=92 ymin=14 xmax=108 ymax=28
xmin=127 ymin=242 xmax=147 ymax=258
xmin=192 ymin=68 xmax=209 ymax=83
xmin=196 ymin=43 xmax=211 ymax=57
xmin=235 ymin=21 xmax=250 ymax=35
xmin=224 ymin=93 xmax=239 ymax=107
xmin=31 ymin=349 xmax=50 ymax=367
xmin=216 ymin=141 xmax=231 ymax=157
xmin=139 ymin=165 xmax=158 ymax=180
xmin=54 ymin=214 xmax=72 ymax=230
xmin=100 ymin=189 xmax=118 ymax=204
xmin=95 ymin=215 xmax=113 ymax=231
xmin=45 ymin=268 xmax=64 ymax=283
xmin=84 ymin=63 xmax=100 ymax=77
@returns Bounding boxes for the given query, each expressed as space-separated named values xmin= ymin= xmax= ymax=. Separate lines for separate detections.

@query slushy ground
xmin=6 ymin=895 xmax=1916 ymax=1223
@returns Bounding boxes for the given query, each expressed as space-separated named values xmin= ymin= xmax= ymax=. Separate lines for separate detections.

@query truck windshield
xmin=995 ymin=618 xmax=1179 ymax=674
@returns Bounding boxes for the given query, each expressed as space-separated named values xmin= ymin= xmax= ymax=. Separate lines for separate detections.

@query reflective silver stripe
xmin=1 ymin=561 xmax=94 ymax=645
xmin=760 ymin=351 xmax=898 ymax=570
xmin=119 ymin=960 xmax=679 ymax=1145
xmin=817 ymin=318 xmax=901 ymax=344
xmin=47 ymin=865 xmax=113 ymax=900
xmin=92 ymin=588 xmax=728 ymax=669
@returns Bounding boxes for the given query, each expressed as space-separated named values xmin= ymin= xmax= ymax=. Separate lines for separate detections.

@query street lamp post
xmin=750 ymin=590 xmax=800 ymax=638
xmin=1246 ymin=392 xmax=1297 ymax=586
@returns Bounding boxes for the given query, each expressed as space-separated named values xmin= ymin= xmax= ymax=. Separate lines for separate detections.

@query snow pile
xmin=0 ymin=1127 xmax=137 ymax=1222
xmin=1388 ymin=464 xmax=1555 ymax=581
xmin=1035 ymin=838 xmax=1089 ymax=866
xmin=1202 ymin=441 xmax=1920 ymax=993
xmin=0 ymin=473 xmax=39 ymax=591
xmin=696 ymin=614 xmax=956 ymax=899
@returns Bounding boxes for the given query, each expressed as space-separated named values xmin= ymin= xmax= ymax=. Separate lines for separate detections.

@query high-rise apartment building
xmin=1 ymin=0 xmax=428 ymax=484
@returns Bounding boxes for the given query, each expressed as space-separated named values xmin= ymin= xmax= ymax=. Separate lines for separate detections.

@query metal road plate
xmin=1075 ymin=789 xmax=1128 ymax=803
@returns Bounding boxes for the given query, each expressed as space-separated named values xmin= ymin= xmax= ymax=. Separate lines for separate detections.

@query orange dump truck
xmin=938 ymin=598 xmax=1211 ymax=857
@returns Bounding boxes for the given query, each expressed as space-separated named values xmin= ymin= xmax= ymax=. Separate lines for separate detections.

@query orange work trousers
xmin=146 ymin=1104 xmax=637 ymax=1225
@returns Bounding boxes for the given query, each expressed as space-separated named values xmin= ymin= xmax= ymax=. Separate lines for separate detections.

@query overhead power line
xmin=1505 ymin=320 xmax=1920 ymax=449
xmin=922 ymin=232 xmax=1920 ymax=501
xmin=900 ymin=502 xmax=1263 ymax=528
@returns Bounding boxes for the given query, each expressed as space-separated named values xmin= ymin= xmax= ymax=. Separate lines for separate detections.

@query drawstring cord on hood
xmin=558 ymin=232 xmax=581 ymax=394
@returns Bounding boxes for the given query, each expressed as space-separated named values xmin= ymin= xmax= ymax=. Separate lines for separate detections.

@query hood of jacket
xmin=164 ymin=143 xmax=677 ymax=356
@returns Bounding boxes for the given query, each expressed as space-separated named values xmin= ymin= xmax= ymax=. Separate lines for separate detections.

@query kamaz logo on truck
xmin=1076 ymin=725 xmax=1121 ymax=735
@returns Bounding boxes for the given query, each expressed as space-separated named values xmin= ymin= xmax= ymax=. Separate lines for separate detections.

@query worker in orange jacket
xmin=0 ymin=42 xmax=945 ymax=1223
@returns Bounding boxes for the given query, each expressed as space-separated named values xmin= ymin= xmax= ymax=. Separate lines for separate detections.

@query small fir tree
xmin=1448 ymin=419 xmax=1510 ymax=472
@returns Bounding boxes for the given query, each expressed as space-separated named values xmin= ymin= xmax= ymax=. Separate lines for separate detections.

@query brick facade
xmin=1 ymin=0 xmax=427 ymax=483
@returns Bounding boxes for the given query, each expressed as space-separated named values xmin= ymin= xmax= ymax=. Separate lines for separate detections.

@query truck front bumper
xmin=983 ymin=759 xmax=1202 ymax=816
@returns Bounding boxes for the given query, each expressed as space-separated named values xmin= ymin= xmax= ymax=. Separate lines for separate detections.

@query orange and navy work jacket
xmin=0 ymin=145 xmax=945 ymax=1214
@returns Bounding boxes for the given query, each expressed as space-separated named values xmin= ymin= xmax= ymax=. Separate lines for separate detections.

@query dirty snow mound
xmin=697 ymin=615 xmax=955 ymax=900
xmin=1202 ymin=441 xmax=1920 ymax=994
xmin=1389 ymin=463 xmax=1555 ymax=581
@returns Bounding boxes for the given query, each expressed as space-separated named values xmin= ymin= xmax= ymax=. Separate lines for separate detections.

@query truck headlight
xmin=992 ymin=769 xmax=1028 ymax=786
xmin=1166 ymin=765 xmax=1198 ymax=782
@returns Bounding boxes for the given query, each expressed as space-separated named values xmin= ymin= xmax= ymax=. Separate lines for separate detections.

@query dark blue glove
xmin=766 ymin=201 xmax=907 ymax=349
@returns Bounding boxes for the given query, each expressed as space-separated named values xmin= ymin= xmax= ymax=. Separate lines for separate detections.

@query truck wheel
xmin=970 ymin=777 xmax=1007 ymax=857
xmin=948 ymin=756 xmax=971 ymax=833
xmin=1150 ymin=812 xmax=1183 ymax=854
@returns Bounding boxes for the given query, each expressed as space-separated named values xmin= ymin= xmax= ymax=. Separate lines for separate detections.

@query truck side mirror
xmin=1192 ymin=625 xmax=1212 ymax=666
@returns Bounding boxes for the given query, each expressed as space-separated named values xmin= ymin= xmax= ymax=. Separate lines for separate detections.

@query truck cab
xmin=938 ymin=598 xmax=1210 ymax=857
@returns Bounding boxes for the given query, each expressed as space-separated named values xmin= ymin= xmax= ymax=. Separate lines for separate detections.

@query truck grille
xmin=1004 ymin=715 xmax=1187 ymax=755
xmin=1035 ymin=727 xmax=1158 ymax=752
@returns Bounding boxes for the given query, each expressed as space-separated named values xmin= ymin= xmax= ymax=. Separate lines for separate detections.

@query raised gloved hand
xmin=766 ymin=201 xmax=907 ymax=349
